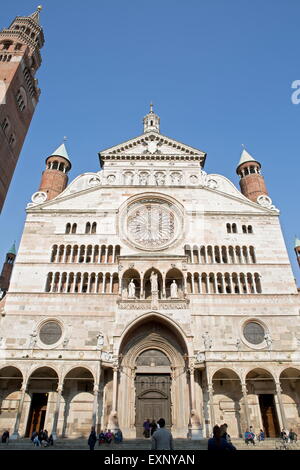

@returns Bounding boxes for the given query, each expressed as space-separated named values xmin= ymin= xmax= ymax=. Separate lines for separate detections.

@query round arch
xmin=118 ymin=311 xmax=190 ymax=359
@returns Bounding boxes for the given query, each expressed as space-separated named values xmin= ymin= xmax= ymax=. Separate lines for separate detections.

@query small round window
xmin=243 ymin=322 xmax=265 ymax=345
xmin=39 ymin=321 xmax=62 ymax=345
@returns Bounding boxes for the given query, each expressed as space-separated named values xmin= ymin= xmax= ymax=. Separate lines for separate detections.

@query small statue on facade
xmin=170 ymin=280 xmax=178 ymax=298
xmin=128 ymin=279 xmax=136 ymax=298
xmin=29 ymin=330 xmax=37 ymax=348
xmin=155 ymin=172 xmax=165 ymax=185
xmin=139 ymin=173 xmax=148 ymax=185
xmin=63 ymin=337 xmax=69 ymax=348
xmin=264 ymin=333 xmax=272 ymax=350
xmin=202 ymin=331 xmax=212 ymax=350
xmin=96 ymin=332 xmax=105 ymax=349
xmin=236 ymin=339 xmax=241 ymax=351
xmin=150 ymin=271 xmax=158 ymax=293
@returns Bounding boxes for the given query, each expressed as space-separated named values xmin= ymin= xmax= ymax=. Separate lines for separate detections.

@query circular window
xmin=39 ymin=321 xmax=62 ymax=345
xmin=243 ymin=322 xmax=265 ymax=345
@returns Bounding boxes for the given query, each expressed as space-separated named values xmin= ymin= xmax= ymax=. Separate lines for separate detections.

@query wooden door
xmin=259 ymin=394 xmax=280 ymax=437
xmin=26 ymin=393 xmax=48 ymax=437
xmin=135 ymin=374 xmax=171 ymax=437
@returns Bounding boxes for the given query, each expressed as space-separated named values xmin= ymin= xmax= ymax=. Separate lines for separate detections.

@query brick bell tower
xmin=236 ymin=148 xmax=268 ymax=203
xmin=38 ymin=143 xmax=72 ymax=201
xmin=0 ymin=6 xmax=44 ymax=212
xmin=0 ymin=242 xmax=16 ymax=298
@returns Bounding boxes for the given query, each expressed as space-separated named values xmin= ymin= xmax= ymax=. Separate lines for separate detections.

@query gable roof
xmin=98 ymin=132 xmax=207 ymax=167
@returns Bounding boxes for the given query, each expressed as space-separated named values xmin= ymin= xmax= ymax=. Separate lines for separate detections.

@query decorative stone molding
xmin=257 ymin=195 xmax=278 ymax=211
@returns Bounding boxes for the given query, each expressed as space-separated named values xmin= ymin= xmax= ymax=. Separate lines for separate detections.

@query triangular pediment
xmin=99 ymin=132 xmax=206 ymax=166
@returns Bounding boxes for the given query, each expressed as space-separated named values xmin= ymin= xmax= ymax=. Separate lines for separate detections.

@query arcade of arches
xmin=1 ymin=320 xmax=300 ymax=439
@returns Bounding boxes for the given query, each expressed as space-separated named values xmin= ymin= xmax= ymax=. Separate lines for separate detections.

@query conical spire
xmin=8 ymin=242 xmax=16 ymax=256
xmin=51 ymin=143 xmax=70 ymax=163
xmin=29 ymin=5 xmax=42 ymax=24
xmin=294 ymin=237 xmax=300 ymax=248
xmin=238 ymin=147 xmax=256 ymax=166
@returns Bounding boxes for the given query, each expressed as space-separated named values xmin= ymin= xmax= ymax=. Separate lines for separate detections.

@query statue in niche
xmin=150 ymin=271 xmax=158 ymax=292
xmin=139 ymin=173 xmax=148 ymax=185
xmin=128 ymin=279 xmax=136 ymax=298
xmin=155 ymin=172 xmax=165 ymax=185
xmin=170 ymin=280 xmax=178 ymax=298
xmin=124 ymin=172 xmax=133 ymax=185
xmin=96 ymin=332 xmax=104 ymax=349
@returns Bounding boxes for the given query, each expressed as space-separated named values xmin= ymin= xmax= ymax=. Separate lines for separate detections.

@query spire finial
xmin=63 ymin=136 xmax=67 ymax=142
xmin=37 ymin=5 xmax=43 ymax=12
xmin=150 ymin=102 xmax=153 ymax=113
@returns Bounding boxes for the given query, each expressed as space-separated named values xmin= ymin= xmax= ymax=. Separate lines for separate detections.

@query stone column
xmin=183 ymin=273 xmax=187 ymax=295
xmin=92 ymin=385 xmax=99 ymax=429
xmin=204 ymin=247 xmax=208 ymax=264
xmin=87 ymin=273 xmax=92 ymax=293
xmin=162 ymin=273 xmax=166 ymax=299
xmin=252 ymin=275 xmax=257 ymax=294
xmin=237 ymin=274 xmax=242 ymax=294
xmin=208 ymin=383 xmax=215 ymax=429
xmin=51 ymin=382 xmax=63 ymax=439
xmin=11 ymin=381 xmax=28 ymax=439
xmin=221 ymin=274 xmax=226 ymax=294
xmin=189 ymin=365 xmax=196 ymax=410
xmin=112 ymin=365 xmax=118 ymax=412
xmin=229 ymin=274 xmax=234 ymax=294
xmin=112 ymin=246 xmax=116 ymax=264
xmin=105 ymin=247 xmax=109 ymax=264
xmin=191 ymin=275 xmax=195 ymax=294
xmin=109 ymin=273 xmax=113 ymax=294
xmin=241 ymin=382 xmax=250 ymax=429
xmin=275 ymin=382 xmax=287 ymax=429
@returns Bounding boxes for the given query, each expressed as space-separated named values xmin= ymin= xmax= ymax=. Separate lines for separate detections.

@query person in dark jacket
xmin=208 ymin=425 xmax=236 ymax=451
xmin=150 ymin=420 xmax=158 ymax=436
xmin=1 ymin=430 xmax=9 ymax=444
xmin=88 ymin=426 xmax=97 ymax=450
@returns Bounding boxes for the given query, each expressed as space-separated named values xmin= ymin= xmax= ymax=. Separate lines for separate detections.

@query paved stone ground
xmin=1 ymin=438 xmax=300 ymax=451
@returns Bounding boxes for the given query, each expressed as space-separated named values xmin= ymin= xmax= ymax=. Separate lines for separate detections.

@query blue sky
xmin=0 ymin=0 xmax=299 ymax=284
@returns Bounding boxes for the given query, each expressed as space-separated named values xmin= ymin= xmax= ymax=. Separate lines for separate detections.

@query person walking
xmin=151 ymin=418 xmax=174 ymax=450
xmin=208 ymin=425 xmax=236 ymax=451
xmin=88 ymin=426 xmax=97 ymax=451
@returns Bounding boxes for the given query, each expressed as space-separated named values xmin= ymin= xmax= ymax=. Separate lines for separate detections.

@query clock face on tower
xmin=120 ymin=196 xmax=183 ymax=251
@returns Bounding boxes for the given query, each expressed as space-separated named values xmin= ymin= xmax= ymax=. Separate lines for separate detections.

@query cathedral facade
xmin=0 ymin=107 xmax=299 ymax=440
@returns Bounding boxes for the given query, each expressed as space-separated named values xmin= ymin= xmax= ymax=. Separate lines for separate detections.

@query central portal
xmin=135 ymin=349 xmax=172 ymax=437
xmin=135 ymin=374 xmax=171 ymax=437
xmin=118 ymin=317 xmax=189 ymax=438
